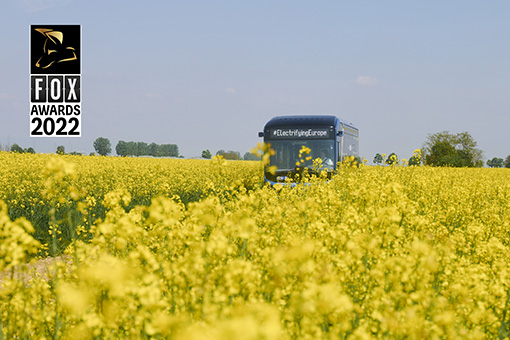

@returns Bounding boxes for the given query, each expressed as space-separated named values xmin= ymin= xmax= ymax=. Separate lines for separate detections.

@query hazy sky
xmin=1 ymin=0 xmax=509 ymax=162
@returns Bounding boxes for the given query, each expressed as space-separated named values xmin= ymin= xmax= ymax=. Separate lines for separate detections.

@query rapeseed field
xmin=1 ymin=151 xmax=510 ymax=339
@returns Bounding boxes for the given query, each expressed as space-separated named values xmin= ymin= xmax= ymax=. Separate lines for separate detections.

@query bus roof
xmin=264 ymin=115 xmax=358 ymax=130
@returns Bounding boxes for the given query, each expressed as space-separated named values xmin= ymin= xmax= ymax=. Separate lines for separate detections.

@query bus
xmin=258 ymin=115 xmax=359 ymax=184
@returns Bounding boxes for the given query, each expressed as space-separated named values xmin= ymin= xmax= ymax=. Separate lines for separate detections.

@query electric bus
xmin=258 ymin=115 xmax=359 ymax=184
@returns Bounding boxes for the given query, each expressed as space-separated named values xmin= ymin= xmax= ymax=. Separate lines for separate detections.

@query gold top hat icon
xmin=35 ymin=28 xmax=77 ymax=69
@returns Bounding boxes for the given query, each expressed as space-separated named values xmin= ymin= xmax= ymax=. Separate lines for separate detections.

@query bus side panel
xmin=337 ymin=135 xmax=343 ymax=166
xmin=342 ymin=128 xmax=359 ymax=159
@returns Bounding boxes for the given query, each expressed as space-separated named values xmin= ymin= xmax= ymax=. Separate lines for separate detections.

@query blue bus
xmin=258 ymin=115 xmax=359 ymax=184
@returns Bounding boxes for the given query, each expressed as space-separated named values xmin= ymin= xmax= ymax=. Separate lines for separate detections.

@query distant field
xmin=1 ymin=152 xmax=510 ymax=339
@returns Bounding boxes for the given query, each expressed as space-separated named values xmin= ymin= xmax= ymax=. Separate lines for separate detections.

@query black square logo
xmin=30 ymin=25 xmax=81 ymax=75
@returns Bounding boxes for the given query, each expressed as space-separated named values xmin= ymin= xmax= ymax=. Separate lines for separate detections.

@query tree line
xmin=89 ymin=137 xmax=179 ymax=157
xmin=373 ymin=131 xmax=510 ymax=168
xmin=115 ymin=141 xmax=179 ymax=157
xmin=3 ymin=131 xmax=510 ymax=167
xmin=6 ymin=144 xmax=36 ymax=154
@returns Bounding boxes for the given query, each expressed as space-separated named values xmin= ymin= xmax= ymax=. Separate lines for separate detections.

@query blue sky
xmin=1 ymin=0 xmax=509 ymax=162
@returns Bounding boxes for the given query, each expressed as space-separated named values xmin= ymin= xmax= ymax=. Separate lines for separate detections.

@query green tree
xmin=148 ymin=143 xmax=159 ymax=157
xmin=506 ymin=155 xmax=510 ymax=168
xmin=487 ymin=157 xmax=504 ymax=168
xmin=433 ymin=142 xmax=456 ymax=165
xmin=159 ymin=144 xmax=179 ymax=157
xmin=137 ymin=142 xmax=149 ymax=156
xmin=56 ymin=145 xmax=65 ymax=155
xmin=126 ymin=141 xmax=137 ymax=156
xmin=373 ymin=153 xmax=383 ymax=165
xmin=385 ymin=153 xmax=398 ymax=165
xmin=26 ymin=147 xmax=35 ymax=154
xmin=408 ymin=150 xmax=422 ymax=166
xmin=201 ymin=149 xmax=212 ymax=159
xmin=93 ymin=137 xmax=111 ymax=156
xmin=423 ymin=131 xmax=482 ymax=167
xmin=116 ymin=141 xmax=128 ymax=156
xmin=10 ymin=144 xmax=23 ymax=153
